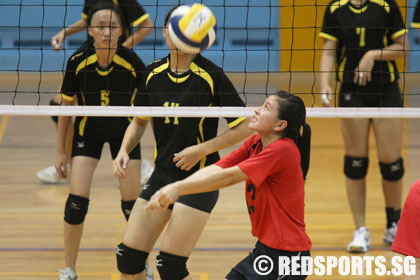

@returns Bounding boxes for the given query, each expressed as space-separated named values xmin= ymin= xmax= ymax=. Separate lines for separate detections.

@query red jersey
xmin=392 ymin=180 xmax=420 ymax=258
xmin=216 ymin=134 xmax=312 ymax=251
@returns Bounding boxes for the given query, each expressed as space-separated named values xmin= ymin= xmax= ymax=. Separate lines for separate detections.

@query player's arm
xmin=51 ymin=18 xmax=87 ymax=51
xmin=173 ymin=118 xmax=253 ymax=171
xmin=120 ymin=117 xmax=149 ymax=154
xmin=356 ymin=31 xmax=409 ymax=85
xmin=198 ymin=118 xmax=252 ymax=156
xmin=55 ymin=98 xmax=74 ymax=178
xmin=113 ymin=117 xmax=148 ymax=178
xmin=122 ymin=16 xmax=154 ymax=48
xmin=367 ymin=33 xmax=409 ymax=61
xmin=319 ymin=39 xmax=337 ymax=107
xmin=146 ymin=164 xmax=249 ymax=209
xmin=319 ymin=3 xmax=338 ymax=106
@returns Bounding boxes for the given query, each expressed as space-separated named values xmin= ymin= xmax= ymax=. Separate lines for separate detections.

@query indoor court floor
xmin=0 ymin=73 xmax=419 ymax=279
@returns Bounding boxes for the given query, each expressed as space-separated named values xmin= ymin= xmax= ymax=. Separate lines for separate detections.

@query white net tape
xmin=1 ymin=105 xmax=420 ymax=118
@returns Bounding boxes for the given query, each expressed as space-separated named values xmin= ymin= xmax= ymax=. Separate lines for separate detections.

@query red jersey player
xmin=146 ymin=91 xmax=312 ymax=280
xmin=391 ymin=180 xmax=420 ymax=278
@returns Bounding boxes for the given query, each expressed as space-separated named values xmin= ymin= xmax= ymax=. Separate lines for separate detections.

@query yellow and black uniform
xmin=82 ymin=0 xmax=150 ymax=41
xmin=320 ymin=0 xmax=407 ymax=107
xmin=61 ymin=41 xmax=145 ymax=159
xmin=413 ymin=0 xmax=420 ymax=28
xmin=134 ymin=54 xmax=247 ymax=213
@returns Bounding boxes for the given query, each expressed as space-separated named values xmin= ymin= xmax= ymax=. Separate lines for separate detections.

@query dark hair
xmin=87 ymin=3 xmax=124 ymax=27
xmin=275 ymin=91 xmax=311 ymax=180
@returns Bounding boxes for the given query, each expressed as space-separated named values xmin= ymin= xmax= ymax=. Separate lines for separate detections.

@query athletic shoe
xmin=141 ymin=159 xmax=154 ymax=186
xmin=383 ymin=222 xmax=398 ymax=245
xmin=145 ymin=264 xmax=155 ymax=280
xmin=36 ymin=165 xmax=70 ymax=184
xmin=58 ymin=267 xmax=77 ymax=280
xmin=347 ymin=226 xmax=371 ymax=253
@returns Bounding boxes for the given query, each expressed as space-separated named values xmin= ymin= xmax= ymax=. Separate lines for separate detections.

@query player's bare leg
xmin=373 ymin=118 xmax=403 ymax=244
xmin=120 ymin=198 xmax=171 ymax=280
xmin=157 ymin=203 xmax=211 ymax=280
xmin=341 ymin=118 xmax=370 ymax=229
xmin=63 ymin=156 xmax=99 ymax=272
xmin=341 ymin=118 xmax=372 ymax=252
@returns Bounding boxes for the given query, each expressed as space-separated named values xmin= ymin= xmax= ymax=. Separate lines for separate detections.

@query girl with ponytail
xmin=145 ymin=91 xmax=312 ymax=280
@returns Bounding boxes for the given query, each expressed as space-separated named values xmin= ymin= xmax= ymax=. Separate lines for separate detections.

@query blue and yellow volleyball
xmin=168 ymin=3 xmax=217 ymax=54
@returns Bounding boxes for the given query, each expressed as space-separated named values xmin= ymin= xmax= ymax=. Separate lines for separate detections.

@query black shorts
xmin=339 ymin=83 xmax=403 ymax=107
xmin=71 ymin=133 xmax=141 ymax=160
xmin=226 ymin=241 xmax=310 ymax=280
xmin=139 ymin=168 xmax=219 ymax=213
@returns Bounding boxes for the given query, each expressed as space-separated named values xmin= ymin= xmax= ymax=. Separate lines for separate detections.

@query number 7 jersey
xmin=319 ymin=0 xmax=407 ymax=85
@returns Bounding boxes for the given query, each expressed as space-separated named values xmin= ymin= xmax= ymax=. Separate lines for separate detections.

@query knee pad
xmin=116 ymin=243 xmax=149 ymax=274
xmin=121 ymin=200 xmax=136 ymax=221
xmin=156 ymin=251 xmax=189 ymax=280
xmin=49 ymin=99 xmax=60 ymax=123
xmin=344 ymin=156 xmax=369 ymax=179
xmin=64 ymin=194 xmax=89 ymax=225
xmin=379 ymin=157 xmax=404 ymax=181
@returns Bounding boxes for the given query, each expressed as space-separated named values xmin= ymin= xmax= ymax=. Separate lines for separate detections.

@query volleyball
xmin=167 ymin=3 xmax=217 ymax=54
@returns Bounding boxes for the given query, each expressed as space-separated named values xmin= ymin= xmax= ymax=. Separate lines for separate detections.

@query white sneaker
xmin=58 ymin=267 xmax=77 ymax=280
xmin=145 ymin=264 xmax=155 ymax=280
xmin=37 ymin=165 xmax=70 ymax=184
xmin=347 ymin=226 xmax=371 ymax=253
xmin=141 ymin=159 xmax=154 ymax=186
xmin=383 ymin=222 xmax=398 ymax=244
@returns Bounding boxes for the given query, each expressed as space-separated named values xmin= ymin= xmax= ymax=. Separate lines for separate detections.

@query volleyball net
xmin=0 ymin=0 xmax=420 ymax=118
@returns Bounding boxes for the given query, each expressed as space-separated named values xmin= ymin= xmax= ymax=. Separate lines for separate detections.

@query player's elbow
xmin=133 ymin=117 xmax=149 ymax=129
xmin=143 ymin=18 xmax=154 ymax=34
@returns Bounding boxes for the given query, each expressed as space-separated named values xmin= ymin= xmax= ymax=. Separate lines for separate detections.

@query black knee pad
xmin=379 ymin=157 xmax=404 ymax=181
xmin=156 ymin=251 xmax=189 ymax=280
xmin=64 ymin=194 xmax=89 ymax=225
xmin=121 ymin=200 xmax=136 ymax=221
xmin=49 ymin=99 xmax=60 ymax=123
xmin=344 ymin=156 xmax=369 ymax=179
xmin=116 ymin=243 xmax=149 ymax=274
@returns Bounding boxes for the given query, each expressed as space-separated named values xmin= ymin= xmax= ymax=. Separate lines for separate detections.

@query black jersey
xmin=61 ymin=42 xmax=145 ymax=139
xmin=413 ymin=0 xmax=420 ymax=28
xmin=320 ymin=0 xmax=407 ymax=85
xmin=82 ymin=0 xmax=150 ymax=41
xmin=134 ymin=54 xmax=246 ymax=178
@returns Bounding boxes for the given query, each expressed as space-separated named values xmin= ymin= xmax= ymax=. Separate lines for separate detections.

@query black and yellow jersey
xmin=61 ymin=41 xmax=145 ymax=139
xmin=320 ymin=0 xmax=407 ymax=85
xmin=413 ymin=0 xmax=420 ymax=28
xmin=82 ymin=0 xmax=150 ymax=41
xmin=134 ymin=54 xmax=246 ymax=177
